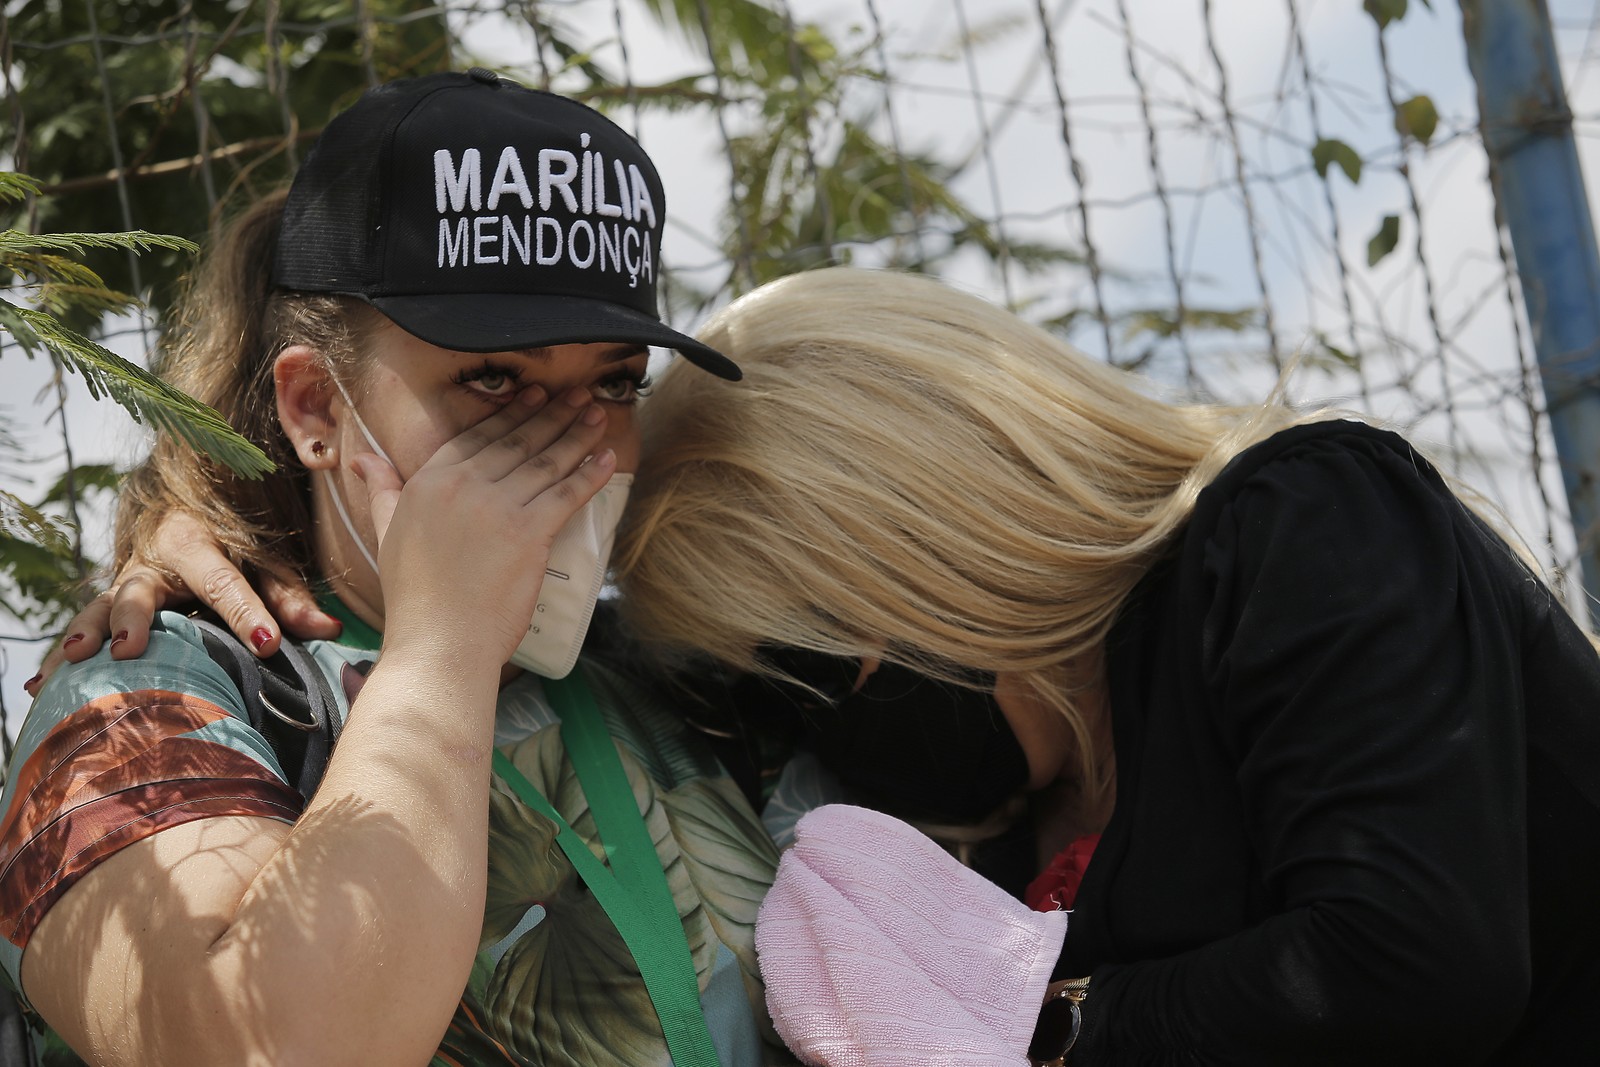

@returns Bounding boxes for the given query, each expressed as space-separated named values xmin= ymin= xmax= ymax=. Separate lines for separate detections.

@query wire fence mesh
xmin=4 ymin=0 xmax=1600 ymax=720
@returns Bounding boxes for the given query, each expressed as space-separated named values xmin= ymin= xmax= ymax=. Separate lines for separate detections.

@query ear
xmin=275 ymin=345 xmax=340 ymax=469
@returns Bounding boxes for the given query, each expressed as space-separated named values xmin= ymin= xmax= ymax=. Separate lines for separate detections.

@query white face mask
xmin=323 ymin=375 xmax=630 ymax=679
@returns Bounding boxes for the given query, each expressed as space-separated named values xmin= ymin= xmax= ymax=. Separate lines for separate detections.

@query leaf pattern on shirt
xmin=479 ymin=719 xmax=764 ymax=1067
xmin=658 ymin=776 xmax=783 ymax=1043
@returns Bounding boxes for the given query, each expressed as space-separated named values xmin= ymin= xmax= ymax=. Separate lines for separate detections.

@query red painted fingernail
xmin=62 ymin=633 xmax=84 ymax=648
xmin=23 ymin=674 xmax=41 ymax=692
xmin=110 ymin=630 xmax=129 ymax=648
xmin=250 ymin=627 xmax=274 ymax=653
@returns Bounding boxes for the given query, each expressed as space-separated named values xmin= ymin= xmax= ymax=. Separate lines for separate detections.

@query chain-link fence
xmin=4 ymin=0 xmax=1600 ymax=719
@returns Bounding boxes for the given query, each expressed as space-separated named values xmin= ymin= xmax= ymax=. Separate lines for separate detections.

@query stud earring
xmin=311 ymin=440 xmax=327 ymax=457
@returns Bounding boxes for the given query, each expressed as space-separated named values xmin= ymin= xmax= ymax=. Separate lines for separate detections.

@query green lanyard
xmin=490 ymin=674 xmax=721 ymax=1067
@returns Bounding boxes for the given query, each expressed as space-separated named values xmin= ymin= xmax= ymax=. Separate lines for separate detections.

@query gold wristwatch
xmin=1028 ymin=976 xmax=1091 ymax=1066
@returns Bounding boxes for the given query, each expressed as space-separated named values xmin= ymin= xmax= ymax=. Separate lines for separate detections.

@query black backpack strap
xmin=187 ymin=613 xmax=342 ymax=803
xmin=0 ymin=983 xmax=36 ymax=1067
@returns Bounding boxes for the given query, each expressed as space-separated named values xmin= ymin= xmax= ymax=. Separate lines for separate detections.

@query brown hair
xmin=114 ymin=190 xmax=381 ymax=584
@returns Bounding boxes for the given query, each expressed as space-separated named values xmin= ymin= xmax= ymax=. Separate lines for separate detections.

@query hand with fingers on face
xmin=30 ymin=356 xmax=624 ymax=698
xmin=355 ymin=381 xmax=617 ymax=669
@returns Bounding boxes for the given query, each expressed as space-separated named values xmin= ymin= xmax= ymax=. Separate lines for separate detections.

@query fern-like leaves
xmin=0 ymin=299 xmax=273 ymax=478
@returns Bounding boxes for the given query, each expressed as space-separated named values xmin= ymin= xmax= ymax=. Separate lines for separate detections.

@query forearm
xmin=168 ymin=647 xmax=500 ymax=1065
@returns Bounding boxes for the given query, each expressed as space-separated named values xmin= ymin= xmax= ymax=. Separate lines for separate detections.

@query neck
xmin=310 ymin=477 xmax=388 ymax=633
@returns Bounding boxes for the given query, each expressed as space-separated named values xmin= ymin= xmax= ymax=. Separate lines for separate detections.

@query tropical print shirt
xmin=0 ymin=610 xmax=788 ymax=1067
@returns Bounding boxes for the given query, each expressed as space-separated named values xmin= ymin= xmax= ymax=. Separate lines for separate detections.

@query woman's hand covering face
xmin=360 ymin=382 xmax=616 ymax=668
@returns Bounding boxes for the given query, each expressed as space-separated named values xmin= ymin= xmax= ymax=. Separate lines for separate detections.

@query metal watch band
xmin=1028 ymin=976 xmax=1091 ymax=1066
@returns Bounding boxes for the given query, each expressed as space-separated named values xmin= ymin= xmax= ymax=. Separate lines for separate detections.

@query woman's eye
xmin=593 ymin=374 xmax=652 ymax=403
xmin=470 ymin=371 xmax=513 ymax=396
xmin=455 ymin=364 xmax=520 ymax=398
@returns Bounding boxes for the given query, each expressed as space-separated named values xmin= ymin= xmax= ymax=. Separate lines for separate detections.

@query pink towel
xmin=756 ymin=804 xmax=1069 ymax=1067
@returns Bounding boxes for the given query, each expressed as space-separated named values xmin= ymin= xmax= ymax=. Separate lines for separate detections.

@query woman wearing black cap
xmin=5 ymin=73 xmax=778 ymax=1067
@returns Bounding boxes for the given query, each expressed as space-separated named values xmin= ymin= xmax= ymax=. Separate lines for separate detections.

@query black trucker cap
xmin=273 ymin=69 xmax=740 ymax=380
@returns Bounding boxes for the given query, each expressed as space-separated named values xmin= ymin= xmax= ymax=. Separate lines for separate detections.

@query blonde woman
xmin=41 ymin=267 xmax=1600 ymax=1065
xmin=609 ymin=268 xmax=1600 ymax=1065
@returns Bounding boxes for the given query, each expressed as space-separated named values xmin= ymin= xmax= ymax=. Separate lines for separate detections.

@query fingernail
xmin=327 ymin=618 xmax=344 ymax=636
xmin=250 ymin=627 xmax=274 ymax=653
xmin=582 ymin=404 xmax=605 ymax=425
xmin=110 ymin=630 xmax=129 ymax=649
xmin=62 ymin=633 xmax=84 ymax=648
xmin=564 ymin=387 xmax=590 ymax=408
xmin=23 ymin=674 xmax=41 ymax=693
xmin=518 ymin=385 xmax=547 ymax=407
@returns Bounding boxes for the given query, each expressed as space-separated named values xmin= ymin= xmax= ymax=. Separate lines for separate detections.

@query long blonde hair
xmin=614 ymin=267 xmax=1312 ymax=801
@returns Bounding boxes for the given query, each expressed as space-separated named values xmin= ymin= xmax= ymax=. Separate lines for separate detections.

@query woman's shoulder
xmin=1204 ymin=419 xmax=1434 ymax=504
xmin=4 ymin=610 xmax=322 ymax=833
xmin=1156 ymin=417 xmax=1506 ymax=635
xmin=0 ymin=615 xmax=307 ymax=999
xmin=1186 ymin=419 xmax=1455 ymax=550
xmin=22 ymin=612 xmax=247 ymax=735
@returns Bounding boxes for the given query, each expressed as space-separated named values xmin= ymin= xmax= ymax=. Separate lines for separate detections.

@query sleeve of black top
xmin=1073 ymin=434 xmax=1532 ymax=1065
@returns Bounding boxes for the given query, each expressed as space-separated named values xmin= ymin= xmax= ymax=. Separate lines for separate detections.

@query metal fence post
xmin=1461 ymin=0 xmax=1600 ymax=621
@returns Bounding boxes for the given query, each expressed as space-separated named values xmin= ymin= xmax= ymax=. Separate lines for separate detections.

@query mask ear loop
xmin=327 ymin=372 xmax=397 ymax=468
xmin=321 ymin=371 xmax=392 ymax=578
xmin=324 ymin=470 xmax=382 ymax=577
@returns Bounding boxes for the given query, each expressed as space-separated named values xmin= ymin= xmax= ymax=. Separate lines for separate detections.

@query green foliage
xmin=1368 ymin=214 xmax=1402 ymax=266
xmin=0 ymin=299 xmax=273 ymax=480
xmin=0 ymin=166 xmax=273 ymax=627
xmin=1363 ymin=0 xmax=1409 ymax=29
xmin=0 ymin=174 xmax=40 ymax=202
xmin=1365 ymin=0 xmax=1431 ymax=30
xmin=39 ymin=464 xmax=124 ymax=507
xmin=668 ymin=13 xmax=1083 ymax=292
xmin=1311 ymin=139 xmax=1362 ymax=184
xmin=1307 ymin=333 xmax=1363 ymax=374
xmin=0 ymin=417 xmax=87 ymax=628
xmin=1093 ymin=304 xmax=1260 ymax=371
xmin=1120 ymin=306 xmax=1258 ymax=341
xmin=636 ymin=0 xmax=814 ymax=83
xmin=0 ymin=492 xmax=72 ymax=560
xmin=0 ymin=485 xmax=93 ymax=629
xmin=4 ymin=0 xmax=455 ymax=327
xmin=0 ymin=171 xmax=273 ymax=481
xmin=0 ymin=227 xmax=193 ymax=320
xmin=1394 ymin=94 xmax=1439 ymax=146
